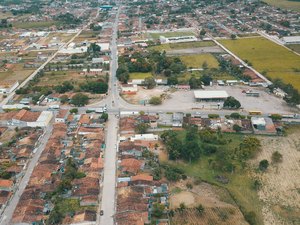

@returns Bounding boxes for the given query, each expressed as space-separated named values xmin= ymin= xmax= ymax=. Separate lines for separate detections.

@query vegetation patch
xmin=179 ymin=54 xmax=219 ymax=68
xmin=219 ymin=37 xmax=300 ymax=91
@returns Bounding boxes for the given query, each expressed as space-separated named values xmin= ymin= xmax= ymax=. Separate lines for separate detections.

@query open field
xmin=74 ymin=30 xmax=99 ymax=43
xmin=149 ymin=41 xmax=215 ymax=51
xmin=0 ymin=11 xmax=13 ymax=19
xmin=179 ymin=54 xmax=219 ymax=68
xmin=149 ymin=31 xmax=195 ymax=40
xmin=129 ymin=72 xmax=152 ymax=79
xmin=263 ymin=0 xmax=300 ymax=11
xmin=0 ymin=64 xmax=34 ymax=82
xmin=38 ymin=32 xmax=74 ymax=45
xmin=37 ymin=70 xmax=103 ymax=87
xmin=180 ymin=70 xmax=234 ymax=82
xmin=12 ymin=21 xmax=60 ymax=29
xmin=250 ymin=125 xmax=300 ymax=225
xmin=169 ymin=180 xmax=248 ymax=225
xmin=287 ymin=44 xmax=300 ymax=54
xmin=166 ymin=132 xmax=264 ymax=225
xmin=219 ymin=37 xmax=300 ymax=91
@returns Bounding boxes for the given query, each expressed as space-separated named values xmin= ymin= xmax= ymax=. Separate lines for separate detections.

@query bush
xmin=270 ymin=114 xmax=282 ymax=121
xmin=271 ymin=151 xmax=283 ymax=164
xmin=244 ymin=211 xmax=257 ymax=225
xmin=186 ymin=183 xmax=193 ymax=189
xmin=70 ymin=93 xmax=89 ymax=106
xmin=233 ymin=124 xmax=242 ymax=132
xmin=149 ymin=96 xmax=162 ymax=105
xmin=208 ymin=114 xmax=219 ymax=119
xmin=70 ymin=108 xmax=78 ymax=114
xmin=259 ymin=159 xmax=269 ymax=172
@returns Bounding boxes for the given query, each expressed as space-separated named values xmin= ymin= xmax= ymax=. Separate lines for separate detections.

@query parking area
xmin=163 ymin=85 xmax=295 ymax=114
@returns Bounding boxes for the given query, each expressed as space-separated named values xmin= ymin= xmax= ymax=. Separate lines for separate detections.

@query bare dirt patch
xmin=122 ymin=86 xmax=169 ymax=104
xmin=170 ymin=179 xmax=248 ymax=225
xmin=251 ymin=128 xmax=300 ymax=225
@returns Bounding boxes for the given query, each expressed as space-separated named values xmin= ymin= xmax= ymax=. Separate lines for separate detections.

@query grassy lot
xmin=149 ymin=31 xmax=195 ymax=40
xmin=37 ymin=70 xmax=104 ymax=87
xmin=263 ymin=0 xmax=300 ymax=11
xmin=180 ymin=70 xmax=235 ymax=82
xmin=164 ymin=131 xmax=264 ymax=225
xmin=179 ymin=54 xmax=219 ymax=68
xmin=219 ymin=37 xmax=300 ymax=91
xmin=287 ymin=44 xmax=300 ymax=54
xmin=13 ymin=21 xmax=60 ymax=29
xmin=0 ymin=64 xmax=34 ymax=82
xmin=129 ymin=72 xmax=153 ymax=79
xmin=149 ymin=41 xmax=215 ymax=51
xmin=0 ymin=11 xmax=13 ymax=19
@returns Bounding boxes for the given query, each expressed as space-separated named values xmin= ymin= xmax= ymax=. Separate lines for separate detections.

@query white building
xmin=194 ymin=90 xmax=229 ymax=101
xmin=130 ymin=134 xmax=159 ymax=141
xmin=27 ymin=111 xmax=53 ymax=127
xmin=159 ymin=35 xmax=197 ymax=44
xmin=282 ymin=36 xmax=300 ymax=44
xmin=121 ymin=84 xmax=138 ymax=94
xmin=0 ymin=80 xmax=19 ymax=94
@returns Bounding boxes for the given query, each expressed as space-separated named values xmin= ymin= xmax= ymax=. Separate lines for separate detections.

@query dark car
xmin=100 ymin=210 xmax=104 ymax=216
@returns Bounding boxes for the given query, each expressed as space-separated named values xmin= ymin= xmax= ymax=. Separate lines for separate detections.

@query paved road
xmin=0 ymin=121 xmax=54 ymax=225
xmin=99 ymin=114 xmax=119 ymax=225
xmin=98 ymin=6 xmax=121 ymax=225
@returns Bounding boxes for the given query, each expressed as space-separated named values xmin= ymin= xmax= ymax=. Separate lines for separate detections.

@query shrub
xmin=149 ymin=96 xmax=162 ymax=105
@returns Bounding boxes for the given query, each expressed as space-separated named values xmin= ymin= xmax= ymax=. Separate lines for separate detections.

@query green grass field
xmin=149 ymin=41 xmax=215 ymax=51
xmin=129 ymin=72 xmax=153 ymax=79
xmin=219 ymin=37 xmax=300 ymax=91
xmin=179 ymin=54 xmax=219 ymax=68
xmin=13 ymin=21 xmax=60 ymax=29
xmin=149 ymin=31 xmax=195 ymax=40
xmin=263 ymin=0 xmax=300 ymax=11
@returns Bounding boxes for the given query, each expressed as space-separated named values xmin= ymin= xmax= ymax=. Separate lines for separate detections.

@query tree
xmin=80 ymin=81 xmax=108 ymax=94
xmin=167 ymin=76 xmax=178 ymax=85
xmin=60 ymin=95 xmax=68 ymax=104
xmin=271 ymin=151 xmax=283 ymax=164
xmin=143 ymin=77 xmax=156 ymax=89
xmin=70 ymin=93 xmax=89 ymax=106
xmin=270 ymin=114 xmax=282 ymax=121
xmin=152 ymin=203 xmax=165 ymax=218
xmin=223 ymin=96 xmax=241 ymax=109
xmin=233 ymin=124 xmax=242 ymax=132
xmin=189 ymin=77 xmax=200 ymax=89
xmin=70 ymin=108 xmax=78 ymax=114
xmin=200 ymin=74 xmax=212 ymax=86
xmin=135 ymin=122 xmax=150 ymax=134
xmin=149 ymin=96 xmax=162 ymax=105
xmin=196 ymin=204 xmax=205 ymax=215
xmin=259 ymin=159 xmax=269 ymax=172
xmin=178 ymin=203 xmax=186 ymax=212
xmin=199 ymin=29 xmax=206 ymax=37
xmin=235 ymin=136 xmax=261 ymax=161
xmin=230 ymin=34 xmax=237 ymax=40
xmin=101 ymin=112 xmax=108 ymax=121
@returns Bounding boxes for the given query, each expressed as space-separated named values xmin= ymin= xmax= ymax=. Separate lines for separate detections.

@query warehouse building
xmin=194 ymin=90 xmax=228 ymax=102
xmin=282 ymin=36 xmax=300 ymax=44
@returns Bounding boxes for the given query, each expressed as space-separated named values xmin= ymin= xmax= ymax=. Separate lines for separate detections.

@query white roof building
xmin=282 ymin=36 xmax=300 ymax=44
xmin=130 ymin=134 xmax=159 ymax=141
xmin=194 ymin=90 xmax=228 ymax=101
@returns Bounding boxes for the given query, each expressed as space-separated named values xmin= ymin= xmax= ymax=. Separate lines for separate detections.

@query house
xmin=0 ymin=179 xmax=13 ymax=191
xmin=55 ymin=109 xmax=69 ymax=123
xmin=120 ymin=158 xmax=143 ymax=175
xmin=70 ymin=210 xmax=97 ymax=224
xmin=130 ymin=134 xmax=159 ymax=141
xmin=121 ymin=84 xmax=138 ymax=94
xmin=0 ymin=80 xmax=19 ymax=94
